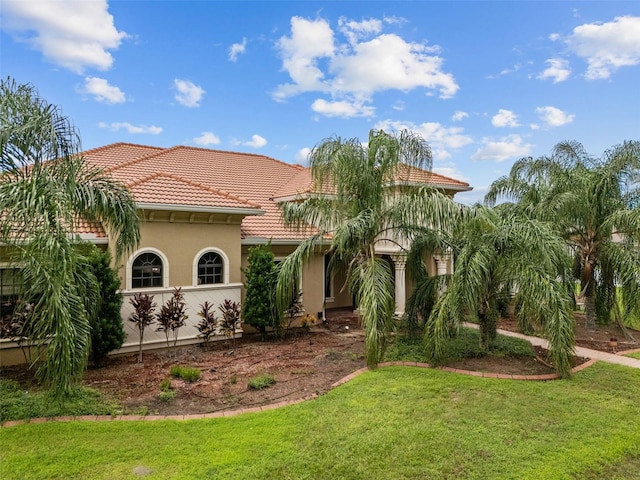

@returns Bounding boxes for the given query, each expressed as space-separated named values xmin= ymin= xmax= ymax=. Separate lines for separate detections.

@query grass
xmin=626 ymin=351 xmax=640 ymax=360
xmin=2 ymin=362 xmax=640 ymax=479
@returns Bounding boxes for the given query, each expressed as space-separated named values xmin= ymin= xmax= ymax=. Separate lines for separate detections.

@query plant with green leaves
xmin=276 ymin=129 xmax=461 ymax=367
xmin=0 ymin=78 xmax=140 ymax=399
xmin=243 ymin=243 xmax=278 ymax=339
xmin=128 ymin=293 xmax=156 ymax=363
xmin=156 ymin=287 xmax=188 ymax=357
xmin=486 ymin=140 xmax=640 ymax=330
xmin=417 ymin=205 xmax=576 ymax=377
xmin=85 ymin=245 xmax=126 ymax=368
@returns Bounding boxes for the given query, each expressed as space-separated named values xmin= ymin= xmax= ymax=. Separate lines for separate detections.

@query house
xmin=0 ymin=142 xmax=471 ymax=363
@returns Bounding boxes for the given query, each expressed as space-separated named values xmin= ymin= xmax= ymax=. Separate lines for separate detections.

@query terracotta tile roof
xmin=128 ymin=173 xmax=261 ymax=211
xmin=81 ymin=143 xmax=165 ymax=171
xmin=272 ymin=163 xmax=471 ymax=200
xmin=395 ymin=164 xmax=471 ymax=190
xmin=74 ymin=219 xmax=107 ymax=238
xmin=83 ymin=144 xmax=305 ymax=240
xmin=82 ymin=143 xmax=471 ymax=242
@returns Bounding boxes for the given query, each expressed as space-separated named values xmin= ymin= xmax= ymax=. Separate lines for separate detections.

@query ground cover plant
xmin=1 ymin=363 xmax=639 ymax=479
xmin=0 ymin=379 xmax=118 ymax=422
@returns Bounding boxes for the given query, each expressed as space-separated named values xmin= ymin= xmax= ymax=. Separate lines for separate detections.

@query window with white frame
xmin=131 ymin=252 xmax=163 ymax=289
xmin=197 ymin=251 xmax=224 ymax=285
xmin=1 ymin=268 xmax=23 ymax=318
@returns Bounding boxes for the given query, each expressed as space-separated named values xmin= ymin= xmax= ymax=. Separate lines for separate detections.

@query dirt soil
xmin=3 ymin=312 xmax=638 ymax=417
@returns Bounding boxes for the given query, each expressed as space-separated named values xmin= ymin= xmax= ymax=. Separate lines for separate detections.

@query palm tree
xmin=418 ymin=205 xmax=576 ymax=377
xmin=0 ymin=78 xmax=140 ymax=399
xmin=276 ymin=129 xmax=461 ymax=366
xmin=485 ymin=140 xmax=640 ymax=330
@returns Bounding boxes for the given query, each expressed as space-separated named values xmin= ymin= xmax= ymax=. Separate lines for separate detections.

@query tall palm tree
xmin=0 ymin=78 xmax=140 ymax=399
xmin=486 ymin=140 xmax=640 ymax=330
xmin=276 ymin=129 xmax=460 ymax=366
xmin=417 ymin=205 xmax=576 ymax=377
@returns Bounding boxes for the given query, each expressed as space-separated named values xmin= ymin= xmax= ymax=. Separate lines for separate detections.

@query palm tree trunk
xmin=584 ymin=292 xmax=597 ymax=330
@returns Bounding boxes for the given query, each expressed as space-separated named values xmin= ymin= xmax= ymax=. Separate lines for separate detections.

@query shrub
xmin=218 ymin=299 xmax=241 ymax=347
xmin=158 ymin=390 xmax=177 ymax=402
xmin=444 ymin=328 xmax=533 ymax=361
xmin=197 ymin=301 xmax=217 ymax=349
xmin=157 ymin=377 xmax=176 ymax=402
xmin=384 ymin=336 xmax=426 ymax=362
xmin=128 ymin=293 xmax=156 ymax=363
xmin=156 ymin=287 xmax=188 ymax=357
xmin=86 ymin=247 xmax=126 ymax=368
xmin=160 ymin=378 xmax=172 ymax=391
xmin=170 ymin=365 xmax=201 ymax=383
xmin=248 ymin=373 xmax=276 ymax=390
xmin=243 ymin=244 xmax=277 ymax=339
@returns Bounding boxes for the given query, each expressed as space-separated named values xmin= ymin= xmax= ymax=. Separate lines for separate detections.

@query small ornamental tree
xmin=197 ymin=301 xmax=218 ymax=350
xmin=128 ymin=293 xmax=156 ymax=363
xmin=218 ymin=299 xmax=241 ymax=348
xmin=86 ymin=247 xmax=126 ymax=368
xmin=156 ymin=287 xmax=188 ymax=357
xmin=243 ymin=244 xmax=277 ymax=339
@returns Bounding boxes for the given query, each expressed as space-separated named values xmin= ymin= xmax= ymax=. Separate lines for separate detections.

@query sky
xmin=2 ymin=1 xmax=639 ymax=204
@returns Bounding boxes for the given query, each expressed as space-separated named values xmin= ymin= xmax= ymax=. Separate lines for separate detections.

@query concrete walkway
xmin=464 ymin=322 xmax=640 ymax=369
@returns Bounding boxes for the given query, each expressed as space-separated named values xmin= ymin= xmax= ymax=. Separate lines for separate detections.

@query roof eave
xmin=137 ymin=202 xmax=265 ymax=216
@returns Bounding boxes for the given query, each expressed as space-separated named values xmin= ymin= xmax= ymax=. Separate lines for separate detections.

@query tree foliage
xmin=243 ymin=244 xmax=278 ymax=338
xmin=85 ymin=245 xmax=126 ymax=368
xmin=486 ymin=140 xmax=640 ymax=329
xmin=415 ymin=206 xmax=576 ymax=377
xmin=0 ymin=78 xmax=140 ymax=398
xmin=276 ymin=129 xmax=461 ymax=366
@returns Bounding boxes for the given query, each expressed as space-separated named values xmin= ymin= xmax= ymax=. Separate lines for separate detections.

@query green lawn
xmin=2 ymin=362 xmax=640 ymax=480
xmin=626 ymin=351 xmax=640 ymax=360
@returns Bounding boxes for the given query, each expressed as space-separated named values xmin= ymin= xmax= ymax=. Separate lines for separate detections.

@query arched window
xmin=197 ymin=251 xmax=224 ymax=285
xmin=131 ymin=252 xmax=163 ymax=288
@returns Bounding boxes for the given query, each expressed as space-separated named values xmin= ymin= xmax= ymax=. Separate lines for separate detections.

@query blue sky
xmin=2 ymin=1 xmax=639 ymax=203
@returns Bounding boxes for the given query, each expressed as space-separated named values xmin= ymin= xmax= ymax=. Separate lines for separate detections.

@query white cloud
xmin=452 ymin=111 xmax=469 ymax=121
xmin=471 ymin=135 xmax=533 ymax=162
xmin=536 ymin=106 xmax=575 ymax=127
xmin=492 ymin=109 xmax=520 ymax=128
xmin=432 ymin=166 xmax=469 ymax=184
xmin=273 ymin=17 xmax=335 ymax=99
xmin=229 ymin=37 xmax=247 ymax=62
xmin=193 ymin=132 xmax=221 ymax=146
xmin=338 ymin=17 xmax=383 ymax=45
xmin=173 ymin=79 xmax=205 ymax=107
xmin=274 ymin=16 xmax=458 ymax=117
xmin=565 ymin=15 xmax=640 ymax=79
xmin=1 ymin=0 xmax=127 ymax=73
xmin=295 ymin=147 xmax=311 ymax=163
xmin=311 ymin=98 xmax=375 ymax=118
xmin=239 ymin=134 xmax=267 ymax=148
xmin=392 ymin=101 xmax=405 ymax=111
xmin=98 ymin=122 xmax=162 ymax=135
xmin=374 ymin=119 xmax=473 ymax=161
xmin=538 ymin=58 xmax=571 ymax=83
xmin=80 ymin=77 xmax=126 ymax=104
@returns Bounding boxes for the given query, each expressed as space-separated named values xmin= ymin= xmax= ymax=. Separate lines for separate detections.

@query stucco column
xmin=434 ymin=252 xmax=452 ymax=276
xmin=391 ymin=253 xmax=407 ymax=315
